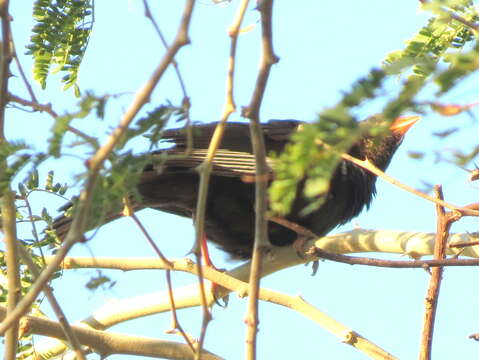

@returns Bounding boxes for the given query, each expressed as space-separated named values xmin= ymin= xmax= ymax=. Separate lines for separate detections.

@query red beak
xmin=390 ymin=116 xmax=420 ymax=136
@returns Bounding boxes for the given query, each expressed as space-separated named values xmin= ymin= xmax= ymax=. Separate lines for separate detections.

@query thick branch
xmin=419 ymin=186 xmax=458 ymax=360
xmin=32 ymin=259 xmax=395 ymax=360
xmin=0 ymin=306 xmax=222 ymax=360
xmin=33 ymin=229 xmax=479 ymax=358
xmin=0 ymin=2 xmax=20 ymax=358
xmin=3 ymin=191 xmax=20 ymax=360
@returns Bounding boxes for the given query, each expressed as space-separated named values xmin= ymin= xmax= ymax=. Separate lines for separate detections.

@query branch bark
xmin=32 ymin=229 xmax=479 ymax=359
xmin=0 ymin=306 xmax=222 ymax=360
xmin=242 ymin=1 xmax=279 ymax=357
xmin=419 ymin=186 xmax=459 ymax=360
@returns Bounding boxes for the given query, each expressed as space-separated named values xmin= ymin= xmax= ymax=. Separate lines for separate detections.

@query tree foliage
xmin=27 ymin=0 xmax=94 ymax=95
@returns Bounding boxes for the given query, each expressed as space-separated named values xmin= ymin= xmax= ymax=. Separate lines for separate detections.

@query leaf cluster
xmin=27 ymin=0 xmax=94 ymax=95
xmin=270 ymin=69 xmax=386 ymax=215
xmin=49 ymin=91 xmax=106 ymax=157
xmin=270 ymin=0 xmax=479 ymax=216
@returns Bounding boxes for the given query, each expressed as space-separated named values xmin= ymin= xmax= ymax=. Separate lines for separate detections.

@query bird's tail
xmin=48 ymin=200 xmax=143 ymax=242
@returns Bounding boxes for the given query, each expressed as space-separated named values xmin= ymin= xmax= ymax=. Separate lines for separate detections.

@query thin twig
xmin=0 ymin=0 xmax=196 ymax=335
xmin=307 ymin=248 xmax=479 ymax=268
xmin=269 ymin=216 xmax=317 ymax=238
xmin=142 ymin=0 xmax=193 ymax=155
xmin=165 ymin=269 xmax=197 ymax=353
xmin=192 ymin=0 xmax=250 ymax=356
xmin=241 ymin=1 xmax=279 ymax=358
xmin=11 ymin=40 xmax=37 ymax=102
xmin=20 ymin=195 xmax=86 ymax=359
xmin=127 ymin=204 xmax=195 ymax=351
xmin=128 ymin=210 xmax=171 ymax=265
xmin=142 ymin=0 xmax=189 ymax=103
xmin=22 ymin=193 xmax=46 ymax=261
xmin=16 ymin=244 xmax=87 ymax=360
xmin=449 ymin=239 xmax=479 ymax=248
xmin=87 ymin=1 xmax=194 ymax=174
xmin=341 ymin=153 xmax=479 ymax=217
xmin=448 ymin=9 xmax=479 ymax=31
xmin=9 ymin=93 xmax=57 ymax=117
xmin=8 ymin=93 xmax=98 ymax=144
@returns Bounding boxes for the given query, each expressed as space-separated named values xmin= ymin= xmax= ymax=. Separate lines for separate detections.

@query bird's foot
xmin=199 ymin=233 xmax=229 ymax=307
xmin=293 ymin=236 xmax=310 ymax=258
xmin=269 ymin=216 xmax=317 ymax=257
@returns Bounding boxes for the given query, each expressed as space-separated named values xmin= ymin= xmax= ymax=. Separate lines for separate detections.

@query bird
xmin=51 ymin=115 xmax=419 ymax=260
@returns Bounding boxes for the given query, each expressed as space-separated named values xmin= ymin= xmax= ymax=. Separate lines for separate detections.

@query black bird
xmin=52 ymin=116 xmax=418 ymax=259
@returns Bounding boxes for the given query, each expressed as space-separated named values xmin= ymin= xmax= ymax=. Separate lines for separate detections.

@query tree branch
xmin=16 ymin=244 xmax=86 ymax=360
xmin=241 ymin=1 xmax=279 ymax=357
xmin=191 ymin=0 xmax=250 ymax=354
xmin=0 ymin=306 xmax=222 ymax=360
xmin=33 ymin=229 xmax=479 ymax=359
xmin=419 ymin=186 xmax=459 ymax=360
xmin=3 ymin=190 xmax=20 ymax=360
xmin=0 ymin=2 xmax=20 ymax=358
xmin=31 ymin=257 xmax=396 ymax=360
xmin=341 ymin=153 xmax=479 ymax=217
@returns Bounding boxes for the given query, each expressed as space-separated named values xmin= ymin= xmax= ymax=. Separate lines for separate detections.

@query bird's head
xmin=356 ymin=115 xmax=420 ymax=170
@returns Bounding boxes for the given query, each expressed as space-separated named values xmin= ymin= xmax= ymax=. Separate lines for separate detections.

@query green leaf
xmin=28 ymin=0 xmax=94 ymax=93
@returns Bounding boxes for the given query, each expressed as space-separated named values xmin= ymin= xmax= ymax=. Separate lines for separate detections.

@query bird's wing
xmin=152 ymin=119 xmax=302 ymax=178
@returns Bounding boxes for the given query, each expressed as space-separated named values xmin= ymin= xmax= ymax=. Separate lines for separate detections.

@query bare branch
xmin=341 ymin=153 xmax=479 ymax=217
xmin=419 ymin=186 xmax=460 ymax=360
xmin=16 ymin=244 xmax=86 ymax=360
xmin=0 ymin=306 xmax=222 ymax=360
xmin=142 ymin=0 xmax=193 ymax=154
xmin=3 ymin=191 xmax=20 ymax=360
xmin=165 ymin=269 xmax=197 ymax=353
xmin=192 ymin=0 xmax=250 ymax=354
xmin=32 ymin=255 xmax=398 ymax=360
xmin=241 ymin=1 xmax=279 ymax=357
xmin=8 ymin=93 xmax=99 ymax=146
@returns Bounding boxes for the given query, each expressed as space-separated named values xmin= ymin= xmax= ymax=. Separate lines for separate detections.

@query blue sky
xmin=4 ymin=1 xmax=479 ymax=359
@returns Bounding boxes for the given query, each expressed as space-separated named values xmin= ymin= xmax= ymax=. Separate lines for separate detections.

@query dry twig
xmin=191 ymin=0 xmax=250 ymax=356
xmin=142 ymin=0 xmax=193 ymax=154
xmin=241 ymin=1 xmax=279 ymax=358
xmin=341 ymin=153 xmax=479 ymax=217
